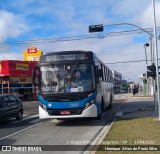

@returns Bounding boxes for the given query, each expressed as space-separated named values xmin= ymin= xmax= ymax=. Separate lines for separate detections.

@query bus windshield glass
xmin=40 ymin=64 xmax=94 ymax=93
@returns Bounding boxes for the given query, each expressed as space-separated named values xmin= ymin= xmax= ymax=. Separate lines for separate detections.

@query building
xmin=121 ymin=80 xmax=129 ymax=93
xmin=112 ymin=70 xmax=122 ymax=93
xmin=0 ymin=60 xmax=37 ymax=100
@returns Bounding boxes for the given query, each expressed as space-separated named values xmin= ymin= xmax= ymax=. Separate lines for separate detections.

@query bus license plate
xmin=60 ymin=111 xmax=71 ymax=115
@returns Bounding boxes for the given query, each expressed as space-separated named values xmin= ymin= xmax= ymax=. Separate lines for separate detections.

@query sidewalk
xmin=94 ymin=96 xmax=160 ymax=153
xmin=131 ymin=92 xmax=153 ymax=98
xmin=22 ymin=100 xmax=39 ymax=116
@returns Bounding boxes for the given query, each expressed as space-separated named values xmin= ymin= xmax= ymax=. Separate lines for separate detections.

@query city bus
xmin=32 ymin=50 xmax=114 ymax=119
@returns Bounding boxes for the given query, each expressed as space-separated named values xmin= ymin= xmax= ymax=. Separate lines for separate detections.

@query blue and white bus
xmin=32 ymin=51 xmax=114 ymax=119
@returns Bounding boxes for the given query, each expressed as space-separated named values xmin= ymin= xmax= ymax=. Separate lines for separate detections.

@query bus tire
xmin=96 ymin=113 xmax=102 ymax=120
xmin=108 ymin=95 xmax=112 ymax=109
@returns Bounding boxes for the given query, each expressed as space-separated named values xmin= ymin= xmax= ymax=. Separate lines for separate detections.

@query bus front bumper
xmin=39 ymin=104 xmax=97 ymax=119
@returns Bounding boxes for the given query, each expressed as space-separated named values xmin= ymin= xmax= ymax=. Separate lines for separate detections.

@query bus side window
xmin=99 ymin=68 xmax=103 ymax=81
xmin=104 ymin=67 xmax=106 ymax=81
xmin=105 ymin=68 xmax=107 ymax=81
xmin=95 ymin=66 xmax=100 ymax=83
xmin=108 ymin=72 xmax=111 ymax=82
xmin=106 ymin=68 xmax=109 ymax=82
xmin=102 ymin=65 xmax=105 ymax=81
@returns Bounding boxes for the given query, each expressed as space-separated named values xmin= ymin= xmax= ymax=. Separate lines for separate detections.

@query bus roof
xmin=46 ymin=50 xmax=90 ymax=55
xmin=42 ymin=50 xmax=112 ymax=72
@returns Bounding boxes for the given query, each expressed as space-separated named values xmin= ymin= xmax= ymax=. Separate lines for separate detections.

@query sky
xmin=0 ymin=0 xmax=160 ymax=82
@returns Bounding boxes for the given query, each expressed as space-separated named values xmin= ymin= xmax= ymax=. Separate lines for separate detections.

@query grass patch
xmin=96 ymin=117 xmax=160 ymax=154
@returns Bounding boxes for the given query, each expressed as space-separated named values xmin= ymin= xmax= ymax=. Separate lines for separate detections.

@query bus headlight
xmin=84 ymin=99 xmax=95 ymax=110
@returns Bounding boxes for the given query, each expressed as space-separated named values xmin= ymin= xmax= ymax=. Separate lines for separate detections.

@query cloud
xmin=0 ymin=10 xmax=29 ymax=40
xmin=1 ymin=0 xmax=160 ymax=82
xmin=0 ymin=52 xmax=23 ymax=60
xmin=132 ymin=1 xmax=160 ymax=28
xmin=109 ymin=0 xmax=160 ymax=28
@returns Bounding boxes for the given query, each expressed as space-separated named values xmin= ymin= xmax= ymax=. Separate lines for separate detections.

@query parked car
xmin=0 ymin=94 xmax=23 ymax=122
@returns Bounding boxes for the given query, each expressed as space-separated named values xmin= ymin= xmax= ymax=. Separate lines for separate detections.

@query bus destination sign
xmin=40 ymin=53 xmax=86 ymax=62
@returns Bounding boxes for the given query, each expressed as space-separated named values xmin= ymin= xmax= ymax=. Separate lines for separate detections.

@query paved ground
xmin=1 ymin=93 xmax=156 ymax=154
xmin=22 ymin=101 xmax=39 ymax=116
xmin=114 ymin=92 xmax=157 ymax=119
xmin=0 ymin=97 xmax=125 ymax=154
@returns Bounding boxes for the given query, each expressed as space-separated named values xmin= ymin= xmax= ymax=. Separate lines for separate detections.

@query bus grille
xmin=47 ymin=108 xmax=83 ymax=116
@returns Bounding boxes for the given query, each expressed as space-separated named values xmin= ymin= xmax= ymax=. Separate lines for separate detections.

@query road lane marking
xmin=0 ymin=122 xmax=43 ymax=141
xmin=23 ymin=114 xmax=39 ymax=120
xmin=28 ymin=118 xmax=41 ymax=124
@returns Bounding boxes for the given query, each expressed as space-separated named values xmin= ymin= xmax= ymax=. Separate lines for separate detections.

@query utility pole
xmin=152 ymin=0 xmax=159 ymax=118
xmin=150 ymin=35 xmax=153 ymax=64
xmin=149 ymin=37 xmax=153 ymax=96
xmin=149 ymin=33 xmax=157 ymax=113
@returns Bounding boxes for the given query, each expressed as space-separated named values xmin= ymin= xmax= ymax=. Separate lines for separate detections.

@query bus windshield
xmin=40 ymin=64 xmax=94 ymax=93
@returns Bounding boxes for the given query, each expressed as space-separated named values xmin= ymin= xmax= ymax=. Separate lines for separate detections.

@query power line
xmin=1 ymin=27 xmax=160 ymax=46
xmin=105 ymin=59 xmax=152 ymax=64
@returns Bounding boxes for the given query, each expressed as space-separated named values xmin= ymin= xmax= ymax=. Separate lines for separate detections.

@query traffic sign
xmin=89 ymin=24 xmax=104 ymax=33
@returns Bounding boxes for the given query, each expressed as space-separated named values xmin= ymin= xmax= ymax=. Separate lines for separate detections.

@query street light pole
xmin=144 ymin=43 xmax=149 ymax=66
xmin=150 ymin=36 xmax=153 ymax=64
xmin=144 ymin=43 xmax=149 ymax=96
xmin=150 ymin=31 xmax=157 ymax=114
xmin=152 ymin=0 xmax=160 ymax=118
xmin=102 ymin=23 xmax=160 ymax=40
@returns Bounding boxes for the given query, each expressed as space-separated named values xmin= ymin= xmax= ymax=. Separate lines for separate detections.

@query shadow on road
xmin=0 ymin=117 xmax=39 ymax=129
xmin=0 ymin=138 xmax=17 ymax=145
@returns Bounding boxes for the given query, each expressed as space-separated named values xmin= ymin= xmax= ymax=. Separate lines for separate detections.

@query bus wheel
xmin=108 ymin=96 xmax=112 ymax=109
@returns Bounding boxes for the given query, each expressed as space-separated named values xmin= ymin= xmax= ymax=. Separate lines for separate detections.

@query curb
xmin=83 ymin=98 xmax=128 ymax=154
xmin=138 ymin=107 xmax=154 ymax=111
xmin=83 ymin=119 xmax=115 ymax=154
xmin=130 ymin=96 xmax=153 ymax=99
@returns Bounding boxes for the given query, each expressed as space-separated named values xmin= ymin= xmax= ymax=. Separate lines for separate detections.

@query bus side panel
xmin=95 ymin=83 xmax=103 ymax=115
xmin=96 ymin=82 xmax=113 ymax=113
xmin=95 ymin=99 xmax=102 ymax=116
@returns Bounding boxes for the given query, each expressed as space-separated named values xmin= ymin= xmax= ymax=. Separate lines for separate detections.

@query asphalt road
xmin=0 ymin=93 xmax=132 ymax=154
